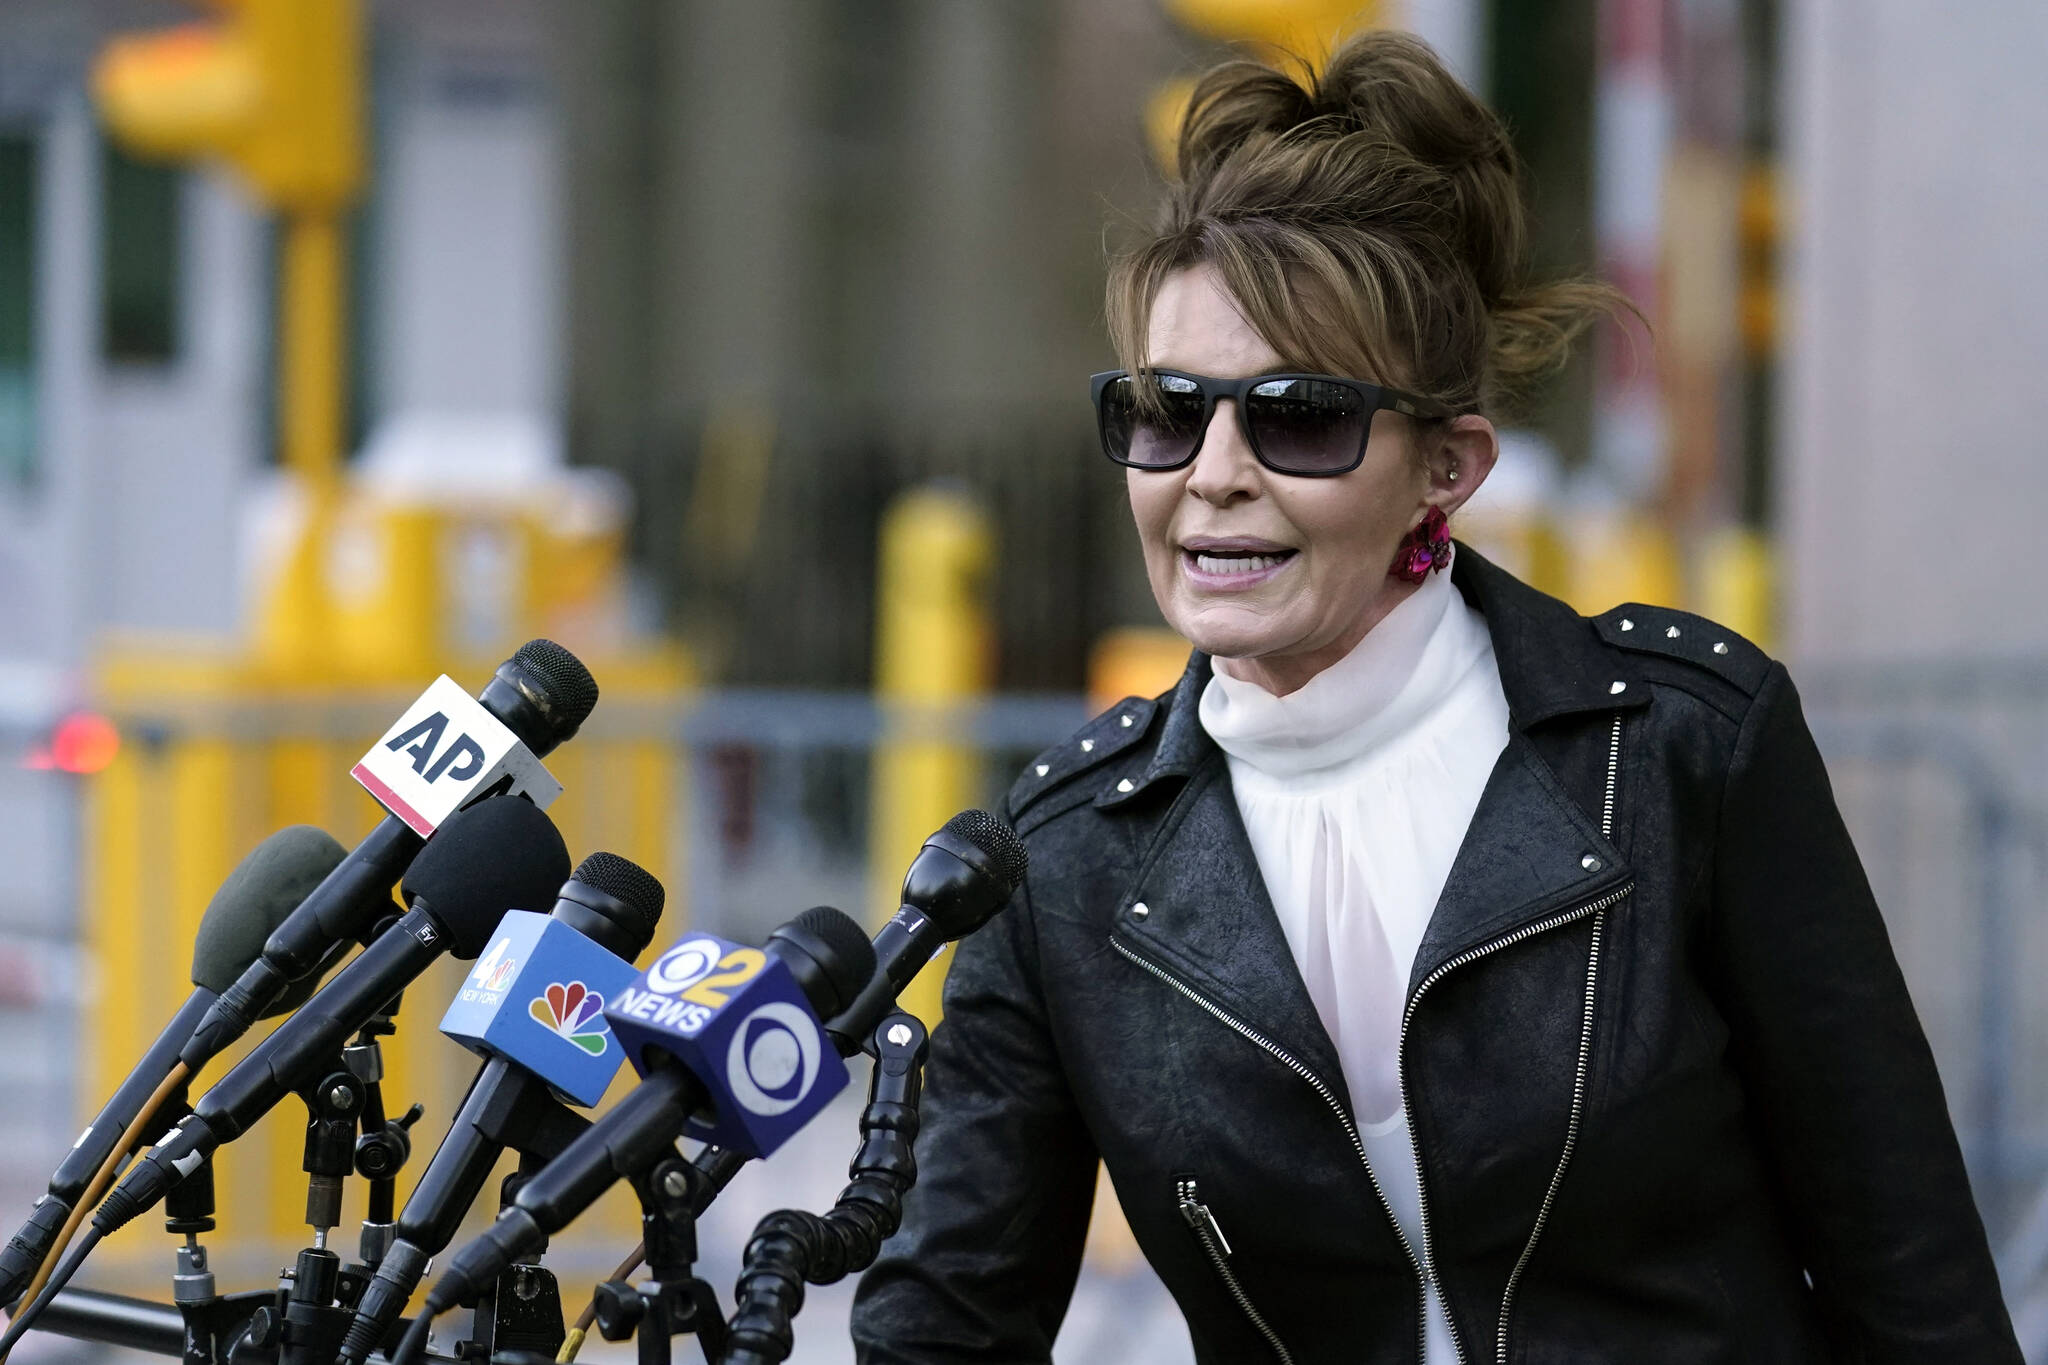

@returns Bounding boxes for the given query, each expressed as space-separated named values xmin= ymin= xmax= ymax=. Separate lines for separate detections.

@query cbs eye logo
xmin=647 ymin=939 xmax=722 ymax=994
xmin=645 ymin=937 xmax=771 ymax=1008
xmin=725 ymin=1002 xmax=823 ymax=1116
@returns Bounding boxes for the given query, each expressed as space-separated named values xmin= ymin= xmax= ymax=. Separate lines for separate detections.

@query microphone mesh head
xmin=512 ymin=639 xmax=599 ymax=731
xmin=943 ymin=809 xmax=1027 ymax=893
xmin=571 ymin=852 xmax=665 ymax=941
xmin=792 ymin=905 xmax=878 ymax=986
xmin=191 ymin=825 xmax=348 ymax=993
xmin=401 ymin=798 xmax=571 ymax=959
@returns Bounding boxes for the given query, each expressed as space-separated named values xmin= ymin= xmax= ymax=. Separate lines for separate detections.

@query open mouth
xmin=1180 ymin=546 xmax=1299 ymax=586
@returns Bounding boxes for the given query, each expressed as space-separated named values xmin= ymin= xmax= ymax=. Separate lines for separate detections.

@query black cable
xmin=391 ymin=1307 xmax=436 ymax=1365
xmin=0 ymin=1226 xmax=103 ymax=1363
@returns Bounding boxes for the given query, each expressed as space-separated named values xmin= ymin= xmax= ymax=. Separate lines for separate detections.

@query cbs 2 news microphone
xmin=6 ymin=641 xmax=1027 ymax=1365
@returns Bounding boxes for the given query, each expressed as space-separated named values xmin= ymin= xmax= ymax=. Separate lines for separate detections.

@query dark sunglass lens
xmin=1245 ymin=378 xmax=1368 ymax=473
xmin=1102 ymin=374 xmax=1206 ymax=467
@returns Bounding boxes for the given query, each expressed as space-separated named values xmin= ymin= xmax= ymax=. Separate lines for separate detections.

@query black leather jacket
xmin=851 ymin=547 xmax=2018 ymax=1364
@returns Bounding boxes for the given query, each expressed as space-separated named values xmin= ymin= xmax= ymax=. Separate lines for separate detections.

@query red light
xmin=49 ymin=712 xmax=120 ymax=775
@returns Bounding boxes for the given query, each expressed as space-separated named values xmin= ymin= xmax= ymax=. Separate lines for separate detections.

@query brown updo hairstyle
xmin=1107 ymin=30 xmax=1628 ymax=423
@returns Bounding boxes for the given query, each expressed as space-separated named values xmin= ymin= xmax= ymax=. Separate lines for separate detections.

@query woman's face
xmin=1127 ymin=264 xmax=1491 ymax=695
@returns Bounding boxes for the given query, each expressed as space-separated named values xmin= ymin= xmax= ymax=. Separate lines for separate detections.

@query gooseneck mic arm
xmin=724 ymin=1012 xmax=931 ymax=1365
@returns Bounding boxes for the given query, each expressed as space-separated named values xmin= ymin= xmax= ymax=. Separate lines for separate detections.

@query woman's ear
xmin=1424 ymin=415 xmax=1500 ymax=516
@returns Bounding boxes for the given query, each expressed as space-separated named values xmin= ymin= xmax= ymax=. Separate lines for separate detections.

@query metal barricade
xmin=1801 ymin=662 xmax=2048 ymax=1354
xmin=45 ymin=670 xmax=2048 ymax=1360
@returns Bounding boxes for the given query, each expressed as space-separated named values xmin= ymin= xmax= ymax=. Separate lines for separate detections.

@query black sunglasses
xmin=1091 ymin=368 xmax=1450 ymax=477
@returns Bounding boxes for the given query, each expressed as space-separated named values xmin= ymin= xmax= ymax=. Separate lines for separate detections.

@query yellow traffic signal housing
xmin=93 ymin=0 xmax=363 ymax=213
xmin=1164 ymin=0 xmax=1376 ymax=56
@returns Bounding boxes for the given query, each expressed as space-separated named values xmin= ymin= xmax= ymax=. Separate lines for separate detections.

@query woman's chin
xmin=1170 ymin=602 xmax=1303 ymax=663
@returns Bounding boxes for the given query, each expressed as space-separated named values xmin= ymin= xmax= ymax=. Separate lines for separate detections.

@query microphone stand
xmin=584 ymin=1157 xmax=727 ymax=1365
xmin=582 ymin=1012 xmax=931 ymax=1365
xmin=244 ymin=975 xmax=432 ymax=1365
xmin=459 ymin=1168 xmax=568 ymax=1365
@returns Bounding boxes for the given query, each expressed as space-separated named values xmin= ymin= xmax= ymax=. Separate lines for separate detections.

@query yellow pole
xmin=867 ymin=487 xmax=994 ymax=1027
xmin=281 ymin=212 xmax=345 ymax=498
xmin=256 ymin=212 xmax=346 ymax=678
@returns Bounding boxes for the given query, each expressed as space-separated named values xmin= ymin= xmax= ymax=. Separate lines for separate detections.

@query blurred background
xmin=0 ymin=0 xmax=2045 ymax=1360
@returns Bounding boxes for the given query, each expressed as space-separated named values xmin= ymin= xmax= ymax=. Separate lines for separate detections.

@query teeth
xmin=1193 ymin=552 xmax=1288 ymax=576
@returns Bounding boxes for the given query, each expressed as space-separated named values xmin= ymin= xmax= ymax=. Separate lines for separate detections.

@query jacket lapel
xmin=1408 ymin=732 xmax=1632 ymax=992
xmin=1113 ymin=754 xmax=1352 ymax=1109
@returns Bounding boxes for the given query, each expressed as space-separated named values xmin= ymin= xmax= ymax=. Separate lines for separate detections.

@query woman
xmin=852 ymin=31 xmax=2016 ymax=1364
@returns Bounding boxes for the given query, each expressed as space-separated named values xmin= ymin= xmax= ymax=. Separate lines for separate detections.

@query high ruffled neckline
xmin=1198 ymin=555 xmax=1493 ymax=778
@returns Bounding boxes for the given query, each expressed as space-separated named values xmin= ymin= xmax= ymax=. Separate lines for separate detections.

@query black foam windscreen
xmin=768 ymin=906 xmax=879 ymax=1021
xmin=569 ymin=852 xmax=665 ymax=943
xmin=400 ymin=798 xmax=570 ymax=960
xmin=791 ymin=905 xmax=877 ymax=990
xmin=511 ymin=640 xmax=599 ymax=733
xmin=191 ymin=826 xmax=348 ymax=996
xmin=943 ymin=809 xmax=1028 ymax=893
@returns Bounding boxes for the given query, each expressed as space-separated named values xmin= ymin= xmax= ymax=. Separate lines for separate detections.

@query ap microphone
xmin=333 ymin=853 xmax=668 ymax=1365
xmin=0 ymin=825 xmax=350 ymax=1306
xmin=92 ymin=798 xmax=571 ymax=1240
xmin=178 ymin=641 xmax=598 ymax=1071
xmin=417 ymin=908 xmax=876 ymax=1314
xmin=827 ymin=809 xmax=1026 ymax=1050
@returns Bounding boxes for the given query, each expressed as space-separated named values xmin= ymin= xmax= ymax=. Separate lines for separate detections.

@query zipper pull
xmin=1175 ymin=1178 xmax=1233 ymax=1256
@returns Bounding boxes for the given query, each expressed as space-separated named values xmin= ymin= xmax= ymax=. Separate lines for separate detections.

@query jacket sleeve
xmin=850 ymin=865 xmax=1100 ymax=1363
xmin=1709 ymin=662 xmax=2020 ymax=1361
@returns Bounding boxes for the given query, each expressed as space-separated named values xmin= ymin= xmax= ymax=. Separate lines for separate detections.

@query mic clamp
xmin=426 ymin=1208 xmax=543 ymax=1315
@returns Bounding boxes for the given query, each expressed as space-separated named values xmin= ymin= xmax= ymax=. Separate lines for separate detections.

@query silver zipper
xmin=1490 ymin=712 xmax=1627 ymax=1363
xmin=1109 ymin=936 xmax=1433 ymax=1357
xmin=1401 ymin=713 xmax=1628 ymax=1364
xmin=1176 ymin=1177 xmax=1294 ymax=1364
xmin=1119 ymin=714 xmax=1631 ymax=1364
xmin=1110 ymin=938 xmax=1420 ymax=1270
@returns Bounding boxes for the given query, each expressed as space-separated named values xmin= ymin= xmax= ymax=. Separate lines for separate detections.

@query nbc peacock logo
xmin=528 ymin=981 xmax=610 ymax=1056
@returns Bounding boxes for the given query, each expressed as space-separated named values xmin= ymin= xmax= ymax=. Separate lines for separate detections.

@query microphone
xmin=415 ymin=908 xmax=876 ymax=1317
xmin=177 ymin=641 xmax=598 ymax=1072
xmin=332 ymin=853 xmax=668 ymax=1365
xmin=0 ymin=826 xmax=351 ymax=1306
xmin=91 ymin=797 xmax=571 ymax=1240
xmin=827 ymin=809 xmax=1027 ymax=1050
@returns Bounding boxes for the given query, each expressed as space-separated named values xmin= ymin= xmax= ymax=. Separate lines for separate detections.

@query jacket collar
xmin=1109 ymin=544 xmax=1639 ymax=1097
xmin=1112 ymin=542 xmax=1647 ymax=807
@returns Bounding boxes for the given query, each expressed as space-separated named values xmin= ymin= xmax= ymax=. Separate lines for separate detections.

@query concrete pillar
xmin=1781 ymin=0 xmax=2048 ymax=658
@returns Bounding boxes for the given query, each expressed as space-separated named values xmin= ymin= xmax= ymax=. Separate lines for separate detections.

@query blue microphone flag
xmin=438 ymin=910 xmax=640 ymax=1107
xmin=604 ymin=933 xmax=849 ymax=1158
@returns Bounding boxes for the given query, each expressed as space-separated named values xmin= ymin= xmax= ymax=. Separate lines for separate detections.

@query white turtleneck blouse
xmin=1197 ymin=555 xmax=1509 ymax=1364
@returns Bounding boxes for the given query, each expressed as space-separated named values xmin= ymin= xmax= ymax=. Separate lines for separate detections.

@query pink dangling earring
xmin=1388 ymin=506 xmax=1451 ymax=583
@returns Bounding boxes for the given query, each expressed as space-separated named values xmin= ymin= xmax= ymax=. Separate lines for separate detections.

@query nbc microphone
xmin=333 ymin=853 xmax=668 ymax=1365
xmin=90 ymin=797 xmax=571 ymax=1242
xmin=178 ymin=640 xmax=598 ymax=1072
xmin=0 ymin=826 xmax=355 ymax=1307
xmin=413 ymin=908 xmax=877 ymax=1317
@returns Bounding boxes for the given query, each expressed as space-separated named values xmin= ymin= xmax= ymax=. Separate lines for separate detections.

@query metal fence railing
xmin=6 ymin=671 xmax=2046 ymax=1361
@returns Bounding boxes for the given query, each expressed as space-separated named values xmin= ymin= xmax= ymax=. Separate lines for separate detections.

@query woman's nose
xmin=1183 ymin=400 xmax=1261 ymax=505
